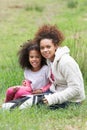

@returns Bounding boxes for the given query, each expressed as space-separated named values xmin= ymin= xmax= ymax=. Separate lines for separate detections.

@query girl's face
xmin=40 ymin=39 xmax=57 ymax=61
xmin=29 ymin=50 xmax=41 ymax=71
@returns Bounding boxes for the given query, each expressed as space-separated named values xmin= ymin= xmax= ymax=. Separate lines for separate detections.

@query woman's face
xmin=29 ymin=50 xmax=41 ymax=71
xmin=40 ymin=39 xmax=57 ymax=61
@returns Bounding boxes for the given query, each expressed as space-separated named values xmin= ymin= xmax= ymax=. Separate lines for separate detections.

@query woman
xmin=34 ymin=24 xmax=85 ymax=109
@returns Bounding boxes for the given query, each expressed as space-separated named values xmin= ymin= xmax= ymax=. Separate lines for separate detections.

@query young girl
xmin=4 ymin=40 xmax=51 ymax=102
xmin=34 ymin=24 xmax=85 ymax=109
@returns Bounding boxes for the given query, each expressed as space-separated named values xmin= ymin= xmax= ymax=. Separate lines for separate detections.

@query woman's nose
xmin=43 ymin=48 xmax=48 ymax=51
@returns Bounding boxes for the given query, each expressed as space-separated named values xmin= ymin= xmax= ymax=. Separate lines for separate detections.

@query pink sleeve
xmin=41 ymin=82 xmax=51 ymax=93
xmin=22 ymin=80 xmax=31 ymax=87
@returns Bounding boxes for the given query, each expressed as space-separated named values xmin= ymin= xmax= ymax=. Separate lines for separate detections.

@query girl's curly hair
xmin=18 ymin=40 xmax=47 ymax=69
xmin=34 ymin=24 xmax=65 ymax=45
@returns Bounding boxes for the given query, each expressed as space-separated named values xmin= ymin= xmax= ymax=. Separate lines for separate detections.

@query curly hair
xmin=34 ymin=24 xmax=65 ymax=45
xmin=18 ymin=40 xmax=47 ymax=69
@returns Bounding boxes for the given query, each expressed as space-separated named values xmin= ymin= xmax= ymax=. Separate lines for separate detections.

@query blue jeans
xmin=48 ymin=102 xmax=81 ymax=110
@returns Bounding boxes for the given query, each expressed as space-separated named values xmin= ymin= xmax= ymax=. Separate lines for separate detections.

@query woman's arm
xmin=44 ymin=61 xmax=85 ymax=105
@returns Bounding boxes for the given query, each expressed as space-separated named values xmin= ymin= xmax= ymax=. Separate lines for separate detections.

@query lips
xmin=43 ymin=53 xmax=50 ymax=58
xmin=32 ymin=62 xmax=37 ymax=65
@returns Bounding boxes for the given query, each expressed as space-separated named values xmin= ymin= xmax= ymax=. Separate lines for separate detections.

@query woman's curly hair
xmin=18 ymin=40 xmax=47 ymax=69
xmin=34 ymin=24 xmax=65 ymax=45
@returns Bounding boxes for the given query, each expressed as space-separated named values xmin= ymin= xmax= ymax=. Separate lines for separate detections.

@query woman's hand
xmin=32 ymin=89 xmax=42 ymax=94
xmin=43 ymin=98 xmax=48 ymax=105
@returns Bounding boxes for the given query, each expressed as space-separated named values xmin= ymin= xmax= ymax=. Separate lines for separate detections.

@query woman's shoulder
xmin=60 ymin=54 xmax=77 ymax=66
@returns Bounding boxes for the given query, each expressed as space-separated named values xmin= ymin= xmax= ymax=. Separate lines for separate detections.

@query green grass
xmin=0 ymin=104 xmax=87 ymax=130
xmin=0 ymin=0 xmax=87 ymax=129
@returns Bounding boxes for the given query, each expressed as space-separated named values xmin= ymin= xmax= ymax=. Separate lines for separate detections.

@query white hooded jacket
xmin=45 ymin=46 xmax=85 ymax=105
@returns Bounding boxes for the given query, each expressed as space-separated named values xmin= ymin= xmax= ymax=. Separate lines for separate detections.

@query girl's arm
xmin=22 ymin=80 xmax=32 ymax=87
xmin=40 ymin=82 xmax=51 ymax=93
xmin=32 ymin=82 xmax=51 ymax=94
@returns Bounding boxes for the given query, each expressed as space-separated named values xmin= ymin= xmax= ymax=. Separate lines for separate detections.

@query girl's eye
xmin=29 ymin=56 xmax=40 ymax=59
xmin=29 ymin=56 xmax=33 ymax=58
xmin=36 ymin=56 xmax=40 ymax=58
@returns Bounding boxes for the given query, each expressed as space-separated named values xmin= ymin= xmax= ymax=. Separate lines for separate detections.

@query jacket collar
xmin=55 ymin=46 xmax=70 ymax=61
xmin=47 ymin=46 xmax=70 ymax=64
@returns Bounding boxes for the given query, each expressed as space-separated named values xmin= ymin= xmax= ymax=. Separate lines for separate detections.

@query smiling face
xmin=40 ymin=39 xmax=57 ymax=62
xmin=29 ymin=50 xmax=41 ymax=71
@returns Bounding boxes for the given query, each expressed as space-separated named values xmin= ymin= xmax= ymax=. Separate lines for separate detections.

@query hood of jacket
xmin=47 ymin=46 xmax=70 ymax=66
xmin=55 ymin=46 xmax=70 ymax=62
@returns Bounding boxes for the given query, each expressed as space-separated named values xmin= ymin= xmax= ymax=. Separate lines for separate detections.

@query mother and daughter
xmin=2 ymin=24 xmax=85 ymax=110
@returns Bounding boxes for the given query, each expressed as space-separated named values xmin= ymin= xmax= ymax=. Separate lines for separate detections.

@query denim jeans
xmin=48 ymin=102 xmax=81 ymax=110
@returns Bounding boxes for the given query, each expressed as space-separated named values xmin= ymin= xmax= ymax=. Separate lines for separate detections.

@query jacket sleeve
xmin=44 ymin=61 xmax=84 ymax=105
xmin=40 ymin=82 xmax=51 ymax=93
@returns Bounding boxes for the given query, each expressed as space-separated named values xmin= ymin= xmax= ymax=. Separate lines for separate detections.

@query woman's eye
xmin=40 ymin=46 xmax=51 ymax=50
xmin=40 ymin=47 xmax=44 ymax=50
xmin=47 ymin=46 xmax=51 ymax=49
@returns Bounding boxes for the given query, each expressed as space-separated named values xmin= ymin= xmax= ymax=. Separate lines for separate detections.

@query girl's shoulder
xmin=24 ymin=66 xmax=49 ymax=75
xmin=40 ymin=65 xmax=49 ymax=76
xmin=24 ymin=68 xmax=31 ymax=73
xmin=41 ymin=65 xmax=49 ymax=71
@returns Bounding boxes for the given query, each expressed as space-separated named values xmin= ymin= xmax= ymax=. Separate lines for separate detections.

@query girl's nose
xmin=33 ymin=57 xmax=37 ymax=60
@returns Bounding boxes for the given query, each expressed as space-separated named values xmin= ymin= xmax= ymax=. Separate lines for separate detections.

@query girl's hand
xmin=32 ymin=89 xmax=42 ymax=94
xmin=13 ymin=87 xmax=20 ymax=92
xmin=22 ymin=80 xmax=27 ymax=86
xmin=22 ymin=80 xmax=31 ymax=87
xmin=43 ymin=98 xmax=48 ymax=105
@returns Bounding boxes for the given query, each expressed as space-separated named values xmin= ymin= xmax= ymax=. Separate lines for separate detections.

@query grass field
xmin=0 ymin=0 xmax=87 ymax=130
